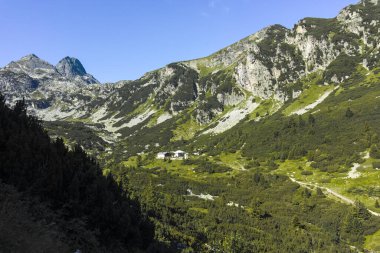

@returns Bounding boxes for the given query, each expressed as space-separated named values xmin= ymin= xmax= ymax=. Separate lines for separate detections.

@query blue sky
xmin=0 ymin=0 xmax=357 ymax=83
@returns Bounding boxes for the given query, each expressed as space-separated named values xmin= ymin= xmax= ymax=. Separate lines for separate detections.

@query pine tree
xmin=0 ymin=94 xmax=156 ymax=250
xmin=316 ymin=188 xmax=324 ymax=197
xmin=308 ymin=114 xmax=315 ymax=126
xmin=13 ymin=98 xmax=27 ymax=116
xmin=345 ymin=107 xmax=354 ymax=118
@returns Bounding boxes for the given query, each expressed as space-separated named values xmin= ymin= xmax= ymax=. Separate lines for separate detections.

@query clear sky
xmin=0 ymin=0 xmax=357 ymax=83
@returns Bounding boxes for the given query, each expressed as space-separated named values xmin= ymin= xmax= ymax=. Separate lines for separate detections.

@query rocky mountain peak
xmin=6 ymin=54 xmax=56 ymax=73
xmin=55 ymin=56 xmax=99 ymax=84
xmin=20 ymin=54 xmax=39 ymax=60
xmin=56 ymin=56 xmax=87 ymax=77
xmin=0 ymin=0 xmax=379 ymax=137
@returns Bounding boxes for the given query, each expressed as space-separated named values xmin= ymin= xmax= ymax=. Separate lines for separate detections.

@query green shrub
xmin=372 ymin=162 xmax=380 ymax=169
xmin=301 ymin=170 xmax=313 ymax=176
xmin=324 ymin=53 xmax=360 ymax=82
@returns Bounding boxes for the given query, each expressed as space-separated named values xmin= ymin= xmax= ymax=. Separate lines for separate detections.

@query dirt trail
xmin=289 ymin=177 xmax=380 ymax=217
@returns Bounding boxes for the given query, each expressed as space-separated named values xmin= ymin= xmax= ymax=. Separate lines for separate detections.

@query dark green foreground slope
xmin=0 ymin=95 xmax=169 ymax=252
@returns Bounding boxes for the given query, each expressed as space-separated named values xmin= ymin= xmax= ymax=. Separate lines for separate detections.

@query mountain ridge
xmin=0 ymin=0 xmax=379 ymax=156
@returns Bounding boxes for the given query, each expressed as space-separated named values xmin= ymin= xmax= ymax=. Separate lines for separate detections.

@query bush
xmin=370 ymin=144 xmax=380 ymax=159
xmin=324 ymin=54 xmax=360 ymax=82
xmin=301 ymin=170 xmax=313 ymax=176
xmin=183 ymin=159 xmax=232 ymax=174
xmin=372 ymin=162 xmax=380 ymax=169
xmin=345 ymin=107 xmax=354 ymax=118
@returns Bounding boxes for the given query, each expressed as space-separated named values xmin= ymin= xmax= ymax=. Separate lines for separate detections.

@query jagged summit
xmin=0 ymin=0 xmax=379 ymax=140
xmin=56 ymin=56 xmax=87 ymax=77
xmin=6 ymin=54 xmax=56 ymax=73
xmin=56 ymin=56 xmax=99 ymax=84
xmin=20 ymin=54 xmax=39 ymax=60
xmin=2 ymin=54 xmax=99 ymax=85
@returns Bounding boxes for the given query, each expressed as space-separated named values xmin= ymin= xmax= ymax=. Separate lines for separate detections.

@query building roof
xmin=174 ymin=150 xmax=187 ymax=154
xmin=157 ymin=152 xmax=171 ymax=155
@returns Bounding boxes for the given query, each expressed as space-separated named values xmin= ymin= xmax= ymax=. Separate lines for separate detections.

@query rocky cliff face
xmin=56 ymin=57 xmax=87 ymax=76
xmin=0 ymin=0 xmax=379 ymax=154
xmin=56 ymin=56 xmax=99 ymax=84
xmin=189 ymin=0 xmax=380 ymax=100
xmin=0 ymin=54 xmax=104 ymax=121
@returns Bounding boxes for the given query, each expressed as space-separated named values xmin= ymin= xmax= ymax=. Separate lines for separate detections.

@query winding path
xmin=289 ymin=177 xmax=380 ymax=217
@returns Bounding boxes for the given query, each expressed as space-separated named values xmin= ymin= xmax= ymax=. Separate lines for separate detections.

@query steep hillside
xmin=1 ymin=0 xmax=379 ymax=159
xmin=0 ymin=95 xmax=167 ymax=252
xmin=0 ymin=1 xmax=380 ymax=158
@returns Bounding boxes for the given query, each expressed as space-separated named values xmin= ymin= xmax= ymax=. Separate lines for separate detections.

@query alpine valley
xmin=2 ymin=0 xmax=380 ymax=252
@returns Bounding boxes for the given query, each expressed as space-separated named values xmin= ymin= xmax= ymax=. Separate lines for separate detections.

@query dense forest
xmin=0 ymin=94 xmax=167 ymax=252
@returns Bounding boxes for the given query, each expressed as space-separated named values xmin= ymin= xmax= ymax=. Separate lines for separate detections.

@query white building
xmin=173 ymin=150 xmax=188 ymax=160
xmin=156 ymin=152 xmax=171 ymax=159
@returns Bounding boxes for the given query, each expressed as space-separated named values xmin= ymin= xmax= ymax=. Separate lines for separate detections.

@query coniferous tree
xmin=345 ymin=107 xmax=354 ymax=118
xmin=0 ymin=93 xmax=159 ymax=251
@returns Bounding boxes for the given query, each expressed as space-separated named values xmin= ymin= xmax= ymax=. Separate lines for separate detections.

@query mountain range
xmin=0 ymin=0 xmax=380 ymax=157
xmin=2 ymin=0 xmax=380 ymax=251
xmin=1 ymin=0 xmax=380 ymax=158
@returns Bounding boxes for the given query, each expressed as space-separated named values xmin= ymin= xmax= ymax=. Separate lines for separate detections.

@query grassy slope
xmin=110 ymin=152 xmax=380 ymax=252
xmin=45 ymin=26 xmax=380 ymax=251
xmin=283 ymin=84 xmax=334 ymax=116
xmin=365 ymin=229 xmax=380 ymax=252
xmin=102 ymin=62 xmax=380 ymax=250
xmin=176 ymin=63 xmax=380 ymax=250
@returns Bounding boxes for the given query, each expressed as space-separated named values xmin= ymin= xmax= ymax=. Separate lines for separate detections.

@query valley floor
xmin=112 ymin=150 xmax=380 ymax=252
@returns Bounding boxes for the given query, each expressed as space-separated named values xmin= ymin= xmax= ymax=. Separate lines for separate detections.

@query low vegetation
xmin=109 ymin=162 xmax=380 ymax=252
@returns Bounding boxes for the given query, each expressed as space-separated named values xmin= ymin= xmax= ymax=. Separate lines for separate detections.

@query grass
xmin=189 ymin=207 xmax=209 ymax=214
xmin=171 ymin=116 xmax=203 ymax=141
xmin=126 ymin=151 xmax=244 ymax=183
xmin=364 ymin=66 xmax=380 ymax=86
xmin=121 ymin=155 xmax=144 ymax=168
xmin=283 ymin=84 xmax=334 ymax=116
xmin=276 ymin=158 xmax=332 ymax=185
xmin=275 ymin=155 xmax=380 ymax=251
xmin=126 ymin=96 xmax=155 ymax=119
xmin=276 ymin=155 xmax=380 ymax=208
xmin=217 ymin=151 xmax=247 ymax=171
xmin=144 ymin=158 xmax=208 ymax=182
xmin=146 ymin=108 xmax=166 ymax=127
xmin=328 ymin=160 xmax=380 ymax=211
xmin=30 ymin=90 xmax=46 ymax=99
xmin=249 ymin=98 xmax=282 ymax=120
xmin=64 ymin=116 xmax=94 ymax=123
xmin=365 ymin=229 xmax=380 ymax=252
xmin=197 ymin=63 xmax=222 ymax=77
